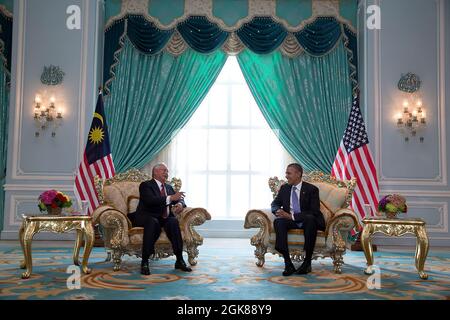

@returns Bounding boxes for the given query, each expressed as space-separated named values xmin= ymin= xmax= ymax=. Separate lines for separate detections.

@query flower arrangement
xmin=378 ymin=194 xmax=407 ymax=218
xmin=38 ymin=190 xmax=72 ymax=213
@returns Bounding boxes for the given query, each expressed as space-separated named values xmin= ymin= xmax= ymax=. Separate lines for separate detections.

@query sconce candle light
xmin=396 ymin=73 xmax=426 ymax=142
xmin=33 ymin=94 xmax=63 ymax=137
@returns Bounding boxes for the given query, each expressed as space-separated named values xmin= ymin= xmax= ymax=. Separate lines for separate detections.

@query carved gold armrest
xmin=92 ymin=206 xmax=130 ymax=249
xmin=244 ymin=209 xmax=272 ymax=247
xmin=325 ymin=208 xmax=359 ymax=250
xmin=177 ymin=207 xmax=211 ymax=245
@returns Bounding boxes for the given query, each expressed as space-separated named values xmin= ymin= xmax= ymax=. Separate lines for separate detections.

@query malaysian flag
xmin=331 ymin=93 xmax=379 ymax=224
xmin=74 ymin=91 xmax=115 ymax=215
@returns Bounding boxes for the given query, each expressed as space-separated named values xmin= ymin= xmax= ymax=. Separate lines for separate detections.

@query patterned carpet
xmin=1 ymin=242 xmax=450 ymax=300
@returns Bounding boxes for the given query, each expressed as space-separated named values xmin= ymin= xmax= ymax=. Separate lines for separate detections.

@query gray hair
xmin=152 ymin=162 xmax=168 ymax=177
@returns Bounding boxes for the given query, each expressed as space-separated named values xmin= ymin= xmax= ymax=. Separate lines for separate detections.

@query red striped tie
xmin=160 ymin=184 xmax=168 ymax=218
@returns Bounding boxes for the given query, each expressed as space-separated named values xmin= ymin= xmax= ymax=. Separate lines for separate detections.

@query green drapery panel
xmin=237 ymin=39 xmax=352 ymax=172
xmin=104 ymin=39 xmax=227 ymax=172
xmin=0 ymin=65 xmax=8 ymax=230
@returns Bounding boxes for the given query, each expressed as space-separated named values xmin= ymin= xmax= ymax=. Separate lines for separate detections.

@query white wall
xmin=361 ymin=0 xmax=450 ymax=246
xmin=1 ymin=0 xmax=104 ymax=240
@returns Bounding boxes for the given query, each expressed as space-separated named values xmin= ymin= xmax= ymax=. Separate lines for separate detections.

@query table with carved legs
xmin=361 ymin=217 xmax=429 ymax=280
xmin=19 ymin=215 xmax=94 ymax=279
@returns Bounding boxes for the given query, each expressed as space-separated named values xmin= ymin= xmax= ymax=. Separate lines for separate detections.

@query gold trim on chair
xmin=92 ymin=168 xmax=210 ymax=271
xmin=246 ymin=171 xmax=359 ymax=273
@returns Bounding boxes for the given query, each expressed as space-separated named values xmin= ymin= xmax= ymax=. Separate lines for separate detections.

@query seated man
xmin=128 ymin=163 xmax=192 ymax=275
xmin=271 ymin=163 xmax=325 ymax=276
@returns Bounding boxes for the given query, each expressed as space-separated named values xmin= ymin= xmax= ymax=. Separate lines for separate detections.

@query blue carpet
xmin=1 ymin=244 xmax=449 ymax=300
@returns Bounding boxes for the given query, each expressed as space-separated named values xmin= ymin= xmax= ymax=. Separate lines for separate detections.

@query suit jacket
xmin=134 ymin=179 xmax=186 ymax=220
xmin=271 ymin=181 xmax=326 ymax=231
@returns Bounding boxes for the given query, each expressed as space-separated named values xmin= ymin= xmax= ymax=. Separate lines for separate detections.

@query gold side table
xmin=361 ymin=217 xmax=429 ymax=279
xmin=19 ymin=214 xmax=94 ymax=279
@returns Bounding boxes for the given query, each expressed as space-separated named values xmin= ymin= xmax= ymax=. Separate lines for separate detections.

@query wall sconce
xmin=396 ymin=73 xmax=426 ymax=142
xmin=33 ymin=94 xmax=63 ymax=137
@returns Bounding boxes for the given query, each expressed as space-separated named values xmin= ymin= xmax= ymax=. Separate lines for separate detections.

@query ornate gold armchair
xmin=244 ymin=171 xmax=360 ymax=273
xmin=92 ymin=169 xmax=211 ymax=271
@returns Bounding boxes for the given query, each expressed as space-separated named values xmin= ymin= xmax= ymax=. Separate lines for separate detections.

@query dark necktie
xmin=160 ymin=184 xmax=168 ymax=218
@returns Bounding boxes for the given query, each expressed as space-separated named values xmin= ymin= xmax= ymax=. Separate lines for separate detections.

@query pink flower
xmin=39 ymin=190 xmax=57 ymax=205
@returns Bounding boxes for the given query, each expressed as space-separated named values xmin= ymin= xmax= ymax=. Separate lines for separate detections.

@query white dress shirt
xmin=289 ymin=181 xmax=302 ymax=221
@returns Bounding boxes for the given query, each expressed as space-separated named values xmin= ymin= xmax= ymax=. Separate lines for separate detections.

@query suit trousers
xmin=132 ymin=213 xmax=183 ymax=262
xmin=273 ymin=214 xmax=318 ymax=262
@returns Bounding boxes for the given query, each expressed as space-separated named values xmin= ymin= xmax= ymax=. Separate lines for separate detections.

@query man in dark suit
xmin=128 ymin=163 xmax=192 ymax=275
xmin=271 ymin=163 xmax=325 ymax=276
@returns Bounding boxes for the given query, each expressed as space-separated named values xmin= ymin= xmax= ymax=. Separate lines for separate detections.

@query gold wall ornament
xmin=40 ymin=65 xmax=65 ymax=85
xmin=19 ymin=215 xmax=94 ymax=279
xmin=361 ymin=217 xmax=430 ymax=279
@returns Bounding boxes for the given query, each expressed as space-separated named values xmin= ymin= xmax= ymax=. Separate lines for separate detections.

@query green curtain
xmin=0 ymin=66 xmax=8 ymax=231
xmin=237 ymin=39 xmax=352 ymax=172
xmin=105 ymin=39 xmax=227 ymax=172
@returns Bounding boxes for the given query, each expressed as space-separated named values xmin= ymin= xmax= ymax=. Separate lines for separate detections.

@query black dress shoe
xmin=296 ymin=261 xmax=312 ymax=275
xmin=175 ymin=260 xmax=192 ymax=272
xmin=141 ymin=262 xmax=151 ymax=275
xmin=282 ymin=264 xmax=296 ymax=276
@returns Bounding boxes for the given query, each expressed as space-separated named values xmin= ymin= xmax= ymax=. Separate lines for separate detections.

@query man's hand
xmin=275 ymin=209 xmax=292 ymax=220
xmin=173 ymin=203 xmax=184 ymax=215
xmin=170 ymin=192 xmax=185 ymax=202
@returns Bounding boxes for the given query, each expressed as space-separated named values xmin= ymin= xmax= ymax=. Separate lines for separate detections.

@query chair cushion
xmin=269 ymin=230 xmax=327 ymax=247
xmin=128 ymin=196 xmax=140 ymax=214
xmin=128 ymin=227 xmax=185 ymax=245
xmin=310 ymin=182 xmax=348 ymax=213
xmin=320 ymin=201 xmax=333 ymax=224
xmin=103 ymin=181 xmax=140 ymax=214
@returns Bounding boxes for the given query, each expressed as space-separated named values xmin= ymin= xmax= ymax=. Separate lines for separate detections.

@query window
xmin=169 ymin=56 xmax=293 ymax=219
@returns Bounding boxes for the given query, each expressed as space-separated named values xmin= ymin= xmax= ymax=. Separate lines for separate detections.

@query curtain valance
xmin=104 ymin=14 xmax=357 ymax=95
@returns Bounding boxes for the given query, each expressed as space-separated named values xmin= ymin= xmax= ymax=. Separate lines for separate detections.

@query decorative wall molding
xmin=404 ymin=201 xmax=448 ymax=233
xmin=8 ymin=194 xmax=38 ymax=226
xmin=381 ymin=190 xmax=450 ymax=198
xmin=375 ymin=0 xmax=447 ymax=186
xmin=10 ymin=0 xmax=87 ymax=181
xmin=3 ymin=184 xmax=74 ymax=191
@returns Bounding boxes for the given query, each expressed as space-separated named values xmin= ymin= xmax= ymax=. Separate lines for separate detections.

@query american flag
xmin=74 ymin=92 xmax=115 ymax=215
xmin=331 ymin=93 xmax=379 ymax=223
